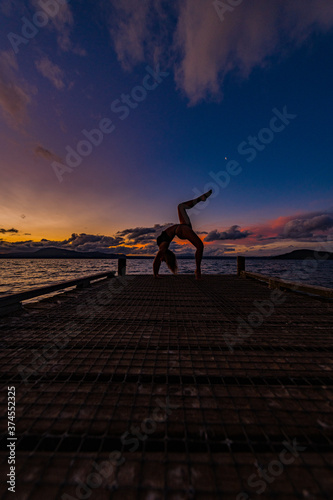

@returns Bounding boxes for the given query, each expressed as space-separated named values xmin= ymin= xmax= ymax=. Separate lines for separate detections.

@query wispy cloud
xmin=176 ymin=0 xmax=333 ymax=103
xmin=35 ymin=57 xmax=65 ymax=89
xmin=29 ymin=0 xmax=86 ymax=55
xmin=107 ymin=0 xmax=152 ymax=70
xmin=34 ymin=145 xmax=63 ymax=163
xmin=0 ymin=50 xmax=34 ymax=127
xmin=106 ymin=0 xmax=333 ymax=103
xmin=0 ymin=0 xmax=16 ymax=16
xmin=106 ymin=0 xmax=170 ymax=70
xmin=49 ymin=1 xmax=86 ymax=55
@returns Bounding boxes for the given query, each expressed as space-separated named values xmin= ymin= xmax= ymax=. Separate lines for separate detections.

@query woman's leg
xmin=178 ymin=225 xmax=204 ymax=279
xmin=177 ymin=189 xmax=212 ymax=227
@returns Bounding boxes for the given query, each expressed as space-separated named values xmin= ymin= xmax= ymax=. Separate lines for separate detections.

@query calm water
xmin=1 ymin=258 xmax=333 ymax=297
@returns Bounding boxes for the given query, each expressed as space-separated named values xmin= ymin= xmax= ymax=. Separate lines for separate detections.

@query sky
xmin=1 ymin=0 xmax=333 ymax=257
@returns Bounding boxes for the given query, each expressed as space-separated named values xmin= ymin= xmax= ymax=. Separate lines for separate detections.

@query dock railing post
xmin=118 ymin=258 xmax=126 ymax=276
xmin=237 ymin=256 xmax=245 ymax=277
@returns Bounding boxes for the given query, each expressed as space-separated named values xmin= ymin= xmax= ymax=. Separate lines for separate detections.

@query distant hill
xmin=0 ymin=247 xmax=126 ymax=259
xmin=1 ymin=247 xmax=332 ymax=260
xmin=272 ymin=249 xmax=333 ymax=260
xmin=0 ymin=248 xmax=239 ymax=259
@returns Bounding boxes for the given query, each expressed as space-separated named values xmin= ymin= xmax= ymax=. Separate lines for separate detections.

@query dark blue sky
xmin=1 ymin=0 xmax=333 ymax=256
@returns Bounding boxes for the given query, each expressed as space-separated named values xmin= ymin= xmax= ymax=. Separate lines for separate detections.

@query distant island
xmin=0 ymin=247 xmax=126 ymax=259
xmin=0 ymin=247 xmax=332 ymax=259
xmin=271 ymin=249 xmax=333 ymax=260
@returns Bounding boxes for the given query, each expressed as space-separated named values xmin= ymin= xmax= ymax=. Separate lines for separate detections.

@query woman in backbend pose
xmin=153 ymin=190 xmax=212 ymax=279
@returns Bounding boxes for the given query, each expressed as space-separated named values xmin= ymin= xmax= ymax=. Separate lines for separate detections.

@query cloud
xmin=205 ymin=225 xmax=252 ymax=242
xmin=222 ymin=210 xmax=333 ymax=247
xmin=35 ymin=57 xmax=65 ymax=89
xmin=0 ymin=0 xmax=16 ymax=16
xmin=281 ymin=214 xmax=333 ymax=239
xmin=0 ymin=240 xmax=36 ymax=252
xmin=34 ymin=145 xmax=63 ymax=163
xmin=0 ymin=226 xmax=176 ymax=255
xmin=2 ymin=211 xmax=333 ymax=256
xmin=48 ymin=0 xmax=74 ymax=52
xmin=0 ymin=50 xmax=33 ymax=126
xmin=107 ymin=0 xmax=151 ymax=70
xmin=118 ymin=226 xmax=157 ymax=238
xmin=117 ymin=224 xmax=173 ymax=245
xmin=0 ymin=232 xmax=126 ymax=254
xmin=29 ymin=0 xmax=86 ymax=55
xmin=63 ymin=233 xmax=125 ymax=251
xmin=106 ymin=0 xmax=333 ymax=103
xmin=106 ymin=0 xmax=170 ymax=70
xmin=175 ymin=0 xmax=333 ymax=102
xmin=0 ymin=225 xmax=182 ymax=255
xmin=0 ymin=227 xmax=18 ymax=234
xmin=250 ymin=211 xmax=333 ymax=242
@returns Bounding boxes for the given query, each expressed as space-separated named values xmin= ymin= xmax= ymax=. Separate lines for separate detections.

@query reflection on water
xmin=1 ymin=258 xmax=333 ymax=296
xmin=0 ymin=259 xmax=117 ymax=296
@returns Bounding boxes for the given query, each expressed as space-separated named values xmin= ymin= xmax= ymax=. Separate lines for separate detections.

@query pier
xmin=0 ymin=264 xmax=333 ymax=499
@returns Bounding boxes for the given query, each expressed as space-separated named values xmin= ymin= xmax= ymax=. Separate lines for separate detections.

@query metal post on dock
xmin=118 ymin=257 xmax=126 ymax=276
xmin=237 ymin=256 xmax=245 ymax=276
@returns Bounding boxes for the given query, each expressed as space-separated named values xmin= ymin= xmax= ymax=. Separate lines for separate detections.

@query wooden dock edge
xmin=239 ymin=270 xmax=333 ymax=299
xmin=0 ymin=271 xmax=116 ymax=317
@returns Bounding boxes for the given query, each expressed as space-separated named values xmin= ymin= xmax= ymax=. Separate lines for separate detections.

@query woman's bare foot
xmin=200 ymin=189 xmax=213 ymax=202
xmin=195 ymin=270 xmax=202 ymax=280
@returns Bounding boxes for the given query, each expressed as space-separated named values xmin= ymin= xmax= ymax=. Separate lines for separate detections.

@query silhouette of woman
xmin=153 ymin=190 xmax=212 ymax=280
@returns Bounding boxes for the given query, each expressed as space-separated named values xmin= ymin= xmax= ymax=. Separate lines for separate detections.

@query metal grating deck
xmin=0 ymin=275 xmax=332 ymax=499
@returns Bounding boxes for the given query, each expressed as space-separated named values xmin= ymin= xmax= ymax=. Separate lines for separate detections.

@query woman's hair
xmin=164 ymin=249 xmax=178 ymax=275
